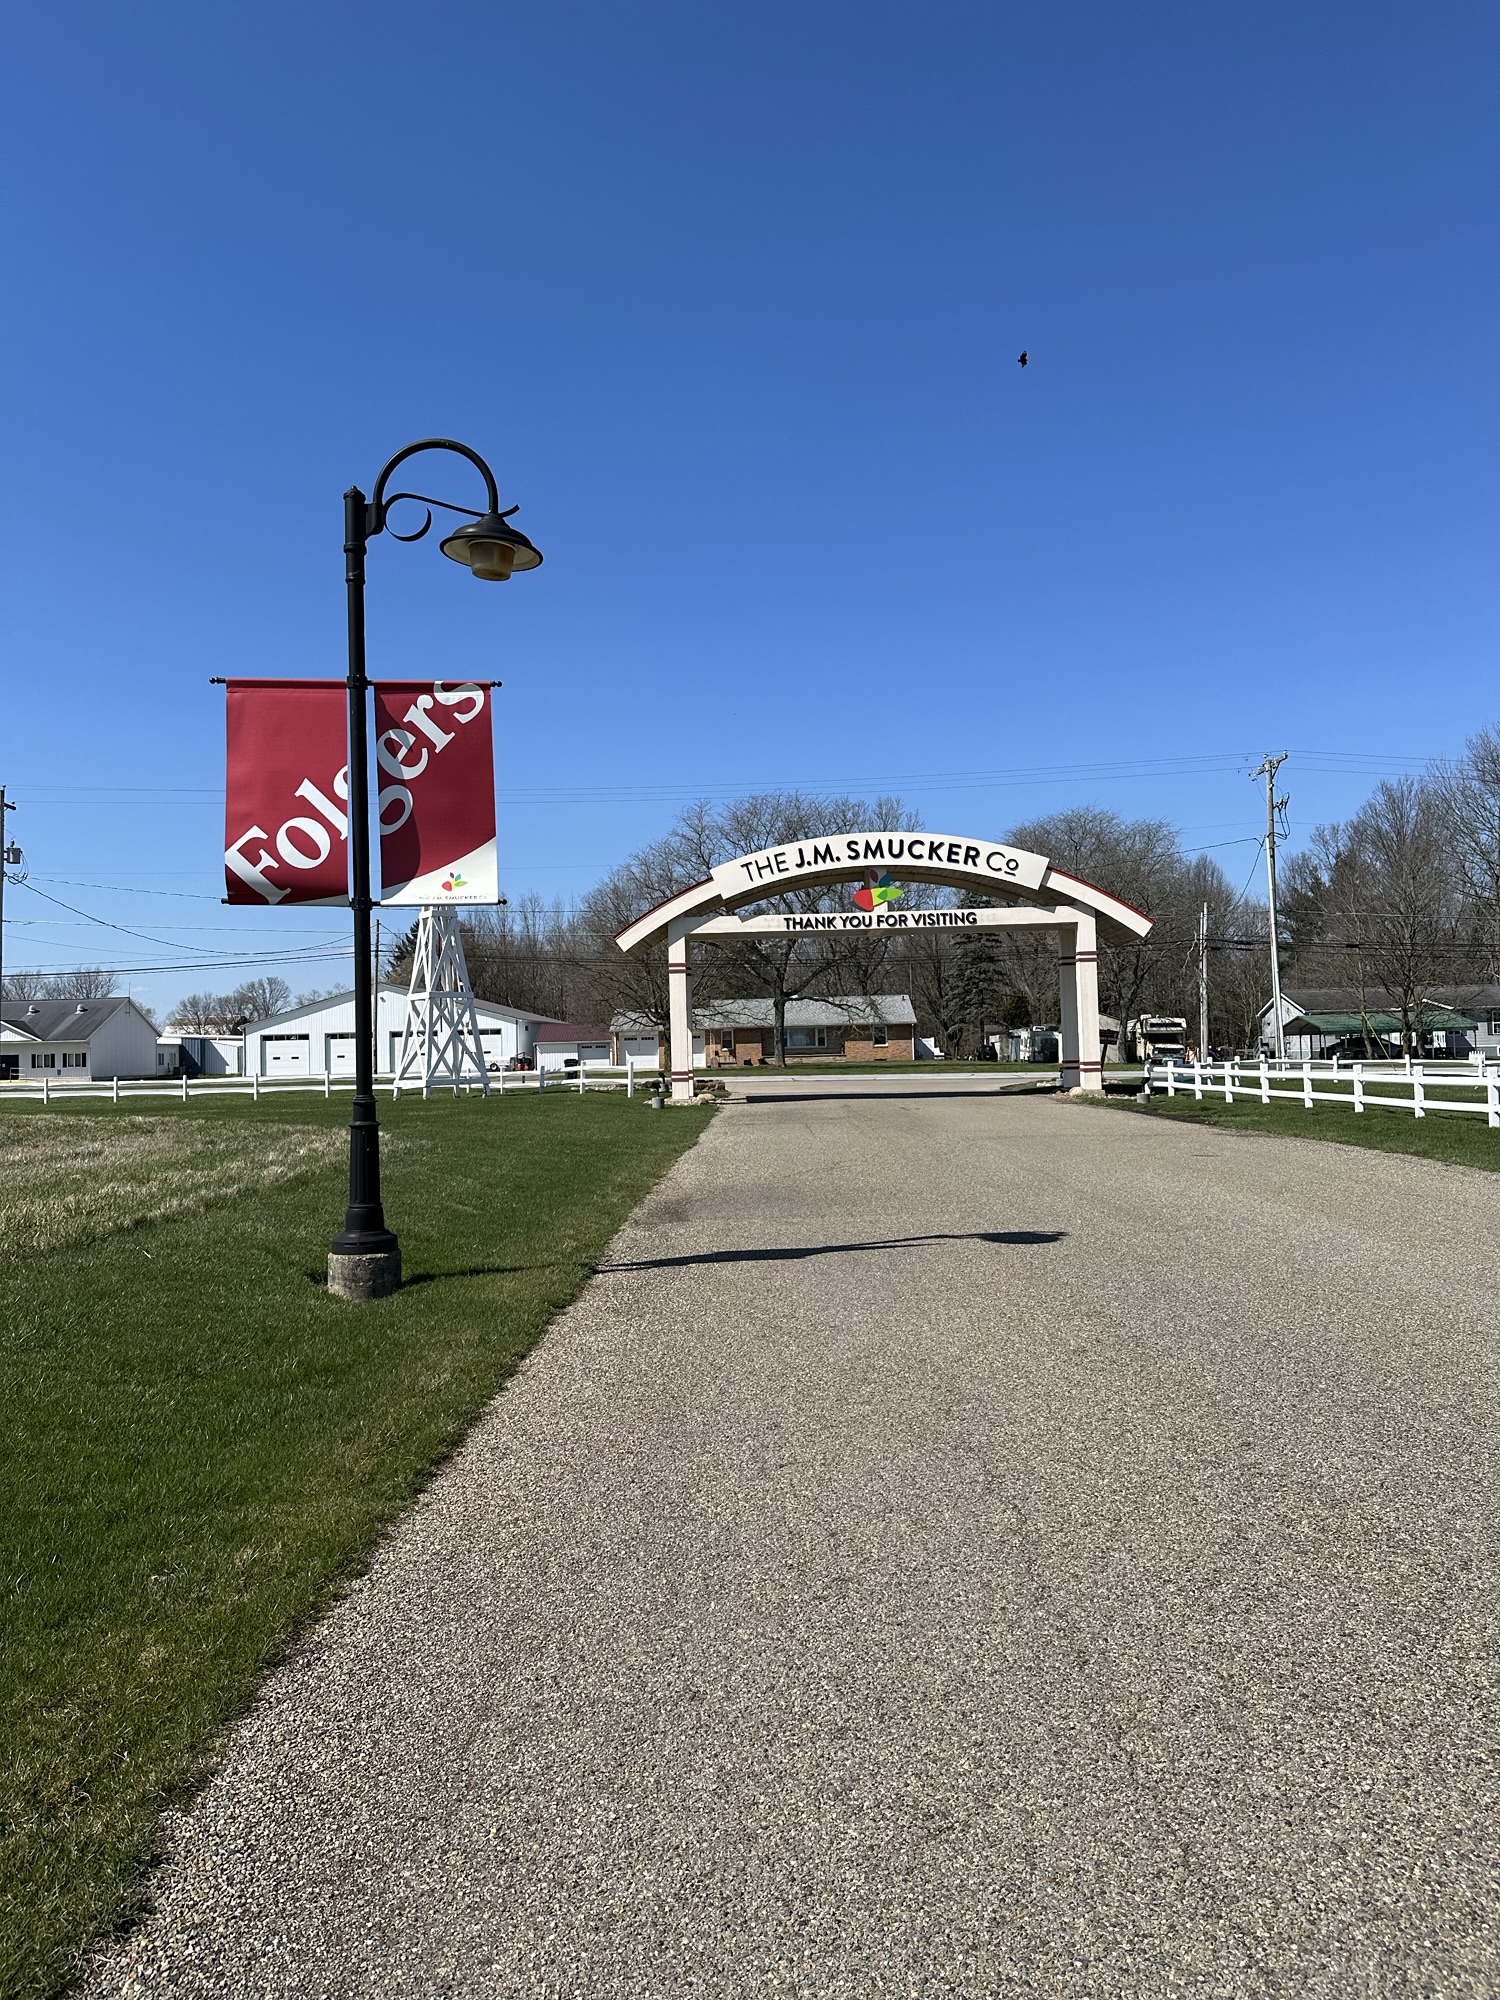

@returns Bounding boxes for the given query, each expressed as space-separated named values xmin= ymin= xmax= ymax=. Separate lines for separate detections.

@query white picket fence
xmin=1148 ymin=1055 xmax=1500 ymax=1127
xmin=0 ymin=1058 xmax=656 ymax=1106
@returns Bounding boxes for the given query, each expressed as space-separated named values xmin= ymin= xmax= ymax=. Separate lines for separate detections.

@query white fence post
xmin=1302 ymin=1061 xmax=1313 ymax=1109
xmin=324 ymin=1073 xmax=330 ymax=1099
xmin=182 ymin=1072 xmax=189 ymax=1103
xmin=626 ymin=1055 xmax=634 ymax=1099
xmin=1192 ymin=1059 xmax=1203 ymax=1101
xmin=538 ymin=1065 xmax=545 ymax=1094
xmin=112 ymin=1076 xmax=120 ymax=1105
xmin=42 ymin=1075 xmax=49 ymax=1105
xmin=252 ymin=1072 xmax=259 ymax=1102
xmin=1489 ymin=1076 xmax=1499 ymax=1130
xmin=1353 ymin=1062 xmax=1364 ymax=1114
xmin=1412 ymin=1073 xmax=1425 ymax=1119
xmin=1224 ymin=1058 xmax=1234 ymax=1106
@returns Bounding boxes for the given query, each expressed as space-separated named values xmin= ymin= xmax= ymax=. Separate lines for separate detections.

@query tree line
xmin=1280 ymin=725 xmax=1500 ymax=1053
xmin=394 ymin=790 xmax=1268 ymax=1059
xmin=13 ymin=728 xmax=1495 ymax=1060
xmin=415 ymin=726 xmax=1500 ymax=1060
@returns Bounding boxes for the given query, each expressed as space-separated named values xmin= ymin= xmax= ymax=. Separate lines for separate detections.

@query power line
xmin=13 ymin=878 xmax=234 ymax=956
xmin=8 ymin=947 xmax=355 ymax=979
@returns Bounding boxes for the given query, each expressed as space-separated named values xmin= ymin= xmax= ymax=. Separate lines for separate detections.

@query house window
xmin=30 ymin=1052 xmax=56 ymax=1069
xmin=871 ymin=1024 xmax=888 ymax=1045
xmin=62 ymin=1052 xmax=88 ymax=1069
xmin=787 ymin=1027 xmax=828 ymax=1049
xmin=1486 ymin=1012 xmax=1500 ymax=1036
xmin=720 ymin=1030 xmax=735 ymax=1054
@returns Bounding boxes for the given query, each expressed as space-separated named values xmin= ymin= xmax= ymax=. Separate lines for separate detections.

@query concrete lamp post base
xmin=327 ymin=1248 xmax=403 ymax=1302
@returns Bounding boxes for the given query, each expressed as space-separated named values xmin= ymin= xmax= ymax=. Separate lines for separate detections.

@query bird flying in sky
xmin=1017 ymin=350 xmax=1029 ymax=367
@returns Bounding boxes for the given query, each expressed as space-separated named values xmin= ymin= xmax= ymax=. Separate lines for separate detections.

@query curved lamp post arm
xmin=368 ymin=437 xmax=500 ymax=537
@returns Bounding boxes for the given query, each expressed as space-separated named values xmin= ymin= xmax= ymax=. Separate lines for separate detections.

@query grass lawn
xmin=0 ymin=1089 xmax=707 ymax=2000
xmin=1105 ymin=1086 xmax=1500 ymax=1172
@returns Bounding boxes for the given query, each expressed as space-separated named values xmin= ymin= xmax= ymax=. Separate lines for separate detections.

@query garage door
xmin=261 ymin=1034 xmax=311 ymax=1076
xmin=327 ymin=1033 xmax=357 ymax=1075
xmin=478 ymin=1032 xmax=508 ymax=1073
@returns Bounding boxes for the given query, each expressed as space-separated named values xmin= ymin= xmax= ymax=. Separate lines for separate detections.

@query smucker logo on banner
xmin=223 ymin=678 xmax=498 ymax=907
xmin=372 ymin=680 xmax=497 ymax=905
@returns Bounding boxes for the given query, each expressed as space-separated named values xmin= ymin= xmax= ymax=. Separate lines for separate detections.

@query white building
xmin=158 ymin=1032 xmax=245 ymax=1077
xmin=533 ymin=1022 xmax=614 ymax=1073
xmin=1256 ymin=986 xmax=1493 ymax=1059
xmin=239 ymin=985 xmax=554 ymax=1079
xmin=1 ymin=996 xmax=162 ymax=1081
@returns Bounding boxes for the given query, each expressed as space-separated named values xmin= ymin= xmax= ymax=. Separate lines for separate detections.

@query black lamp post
xmin=327 ymin=438 xmax=542 ymax=1303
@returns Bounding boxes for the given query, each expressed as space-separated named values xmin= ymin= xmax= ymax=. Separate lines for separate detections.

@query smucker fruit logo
xmin=853 ymin=869 xmax=903 ymax=913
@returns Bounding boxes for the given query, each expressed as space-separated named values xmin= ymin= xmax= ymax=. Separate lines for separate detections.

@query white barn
xmin=239 ymin=985 xmax=554 ymax=1079
xmin=1 ymin=997 xmax=162 ymax=1081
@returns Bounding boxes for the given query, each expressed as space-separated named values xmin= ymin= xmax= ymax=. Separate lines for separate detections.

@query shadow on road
xmin=599 ymin=1229 xmax=1066 ymax=1272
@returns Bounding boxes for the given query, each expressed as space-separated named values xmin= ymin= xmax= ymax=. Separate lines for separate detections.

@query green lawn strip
xmin=0 ymin=1091 xmax=706 ymax=2000
xmin=1105 ymin=1088 xmax=1500 ymax=1171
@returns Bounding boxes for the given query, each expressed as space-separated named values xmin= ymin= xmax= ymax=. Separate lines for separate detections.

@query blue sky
xmin=2 ymin=3 xmax=1496 ymax=1015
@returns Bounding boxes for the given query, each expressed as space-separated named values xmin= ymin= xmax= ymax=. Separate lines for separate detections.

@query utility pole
xmin=0 ymin=790 xmax=20 ymax=1072
xmin=1253 ymin=753 xmax=1289 ymax=1062
xmin=1198 ymin=901 xmax=1210 ymax=1059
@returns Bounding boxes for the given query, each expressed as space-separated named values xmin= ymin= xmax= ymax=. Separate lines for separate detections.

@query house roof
xmin=612 ymin=994 xmax=918 ymax=1033
xmin=1287 ymin=1007 xmax=1480 ymax=1036
xmin=534 ymin=1022 xmax=611 ymax=1043
xmin=237 ymin=984 xmax=559 ymax=1033
xmin=1265 ymin=987 xmax=1488 ymax=1024
xmin=1 ymin=996 xmax=138 ymax=1044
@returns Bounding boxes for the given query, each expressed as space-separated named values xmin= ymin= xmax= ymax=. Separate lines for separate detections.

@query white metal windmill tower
xmin=393 ymin=906 xmax=491 ymax=1096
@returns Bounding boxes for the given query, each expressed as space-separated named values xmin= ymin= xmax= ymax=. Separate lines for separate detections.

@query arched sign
xmin=714 ymin=832 xmax=1050 ymax=899
xmin=615 ymin=831 xmax=1152 ymax=1102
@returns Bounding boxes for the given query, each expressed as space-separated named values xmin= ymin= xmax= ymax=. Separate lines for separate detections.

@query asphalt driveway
xmin=85 ymin=1092 xmax=1500 ymax=1997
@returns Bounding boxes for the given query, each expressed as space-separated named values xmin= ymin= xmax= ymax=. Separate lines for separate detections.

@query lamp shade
xmin=439 ymin=511 xmax=543 ymax=581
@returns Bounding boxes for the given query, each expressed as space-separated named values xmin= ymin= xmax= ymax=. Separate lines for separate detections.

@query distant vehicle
xmin=1323 ymin=1037 xmax=1397 ymax=1062
xmin=1131 ymin=1015 xmax=1189 ymax=1061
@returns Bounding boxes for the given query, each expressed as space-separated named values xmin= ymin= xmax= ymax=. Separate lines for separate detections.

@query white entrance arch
xmin=614 ymin=831 xmax=1153 ymax=1102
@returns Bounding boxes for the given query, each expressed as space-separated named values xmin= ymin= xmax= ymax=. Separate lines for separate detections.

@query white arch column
xmin=667 ymin=914 xmax=696 ymax=1103
xmin=1058 ymin=910 xmax=1103 ymax=1093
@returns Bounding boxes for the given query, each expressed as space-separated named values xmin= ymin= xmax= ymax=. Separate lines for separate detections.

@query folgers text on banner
xmin=373 ymin=681 xmax=497 ymax=905
xmin=224 ymin=680 xmax=351 ymax=906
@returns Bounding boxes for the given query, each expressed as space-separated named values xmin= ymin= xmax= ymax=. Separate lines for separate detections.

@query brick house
xmin=611 ymin=995 xmax=918 ymax=1067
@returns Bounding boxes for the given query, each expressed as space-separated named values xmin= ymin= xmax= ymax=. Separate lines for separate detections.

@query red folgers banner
xmin=373 ymin=681 xmax=497 ymax=904
xmin=224 ymin=680 xmax=350 ymax=905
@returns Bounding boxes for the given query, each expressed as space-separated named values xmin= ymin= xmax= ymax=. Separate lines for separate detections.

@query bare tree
xmin=565 ymin=791 xmax=920 ymax=1062
xmin=46 ymin=966 xmax=118 ymax=999
xmin=686 ymin=791 xmax=917 ymax=1064
xmin=1286 ymin=777 xmax=1463 ymax=1055
xmin=230 ymin=975 xmax=291 ymax=1022
xmin=467 ymin=895 xmax=590 ymax=1022
xmin=167 ymin=981 xmax=282 ymax=1034
xmin=1 ymin=969 xmax=49 ymax=1000
xmin=1002 ymin=808 xmax=1223 ymax=1052
xmin=168 ymin=992 xmax=231 ymax=1034
xmin=1430 ymin=724 xmax=1500 ymax=980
